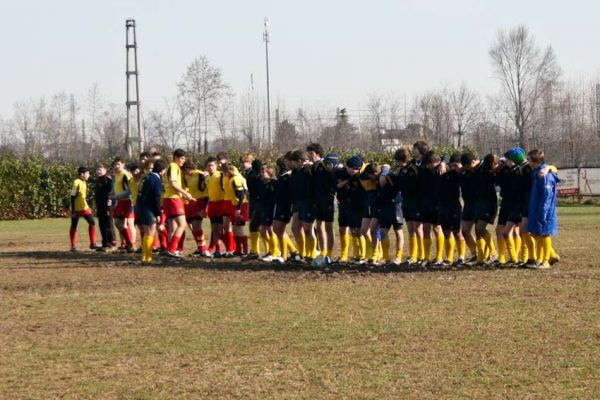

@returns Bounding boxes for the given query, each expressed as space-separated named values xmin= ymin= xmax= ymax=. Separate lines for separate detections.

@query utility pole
xmin=125 ymin=19 xmax=144 ymax=158
xmin=263 ymin=18 xmax=272 ymax=147
xmin=596 ymin=83 xmax=600 ymax=138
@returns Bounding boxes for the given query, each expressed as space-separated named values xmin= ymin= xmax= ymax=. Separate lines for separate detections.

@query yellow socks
xmin=142 ymin=235 xmax=154 ymax=263
xmin=445 ymin=235 xmax=456 ymax=263
xmin=365 ymin=236 xmax=373 ymax=260
xmin=250 ymin=231 xmax=260 ymax=254
xmin=381 ymin=238 xmax=391 ymax=262
xmin=542 ymin=236 xmax=552 ymax=264
xmin=409 ymin=234 xmax=418 ymax=261
xmin=514 ymin=235 xmax=522 ymax=260
xmin=359 ymin=236 xmax=367 ymax=260
xmin=270 ymin=235 xmax=281 ymax=257
xmin=261 ymin=235 xmax=271 ymax=255
xmin=476 ymin=237 xmax=487 ymax=263
xmin=296 ymin=234 xmax=306 ymax=258
xmin=395 ymin=244 xmax=403 ymax=262
xmin=352 ymin=236 xmax=361 ymax=259
xmin=522 ymin=232 xmax=536 ymax=261
xmin=497 ymin=237 xmax=506 ymax=264
xmin=424 ymin=238 xmax=432 ymax=261
xmin=340 ymin=233 xmax=350 ymax=261
xmin=458 ymin=238 xmax=466 ymax=260
xmin=305 ymin=236 xmax=318 ymax=259
xmin=434 ymin=234 xmax=444 ymax=263
xmin=418 ymin=236 xmax=425 ymax=261
xmin=506 ymin=235 xmax=518 ymax=263
xmin=534 ymin=235 xmax=545 ymax=264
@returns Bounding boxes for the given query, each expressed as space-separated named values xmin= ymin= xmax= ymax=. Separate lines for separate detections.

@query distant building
xmin=378 ymin=126 xmax=425 ymax=151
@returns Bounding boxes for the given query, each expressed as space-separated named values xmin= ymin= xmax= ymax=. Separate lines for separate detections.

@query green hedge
xmin=0 ymin=156 xmax=78 ymax=220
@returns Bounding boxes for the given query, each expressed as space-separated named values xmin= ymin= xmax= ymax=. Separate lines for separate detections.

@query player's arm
xmin=70 ymin=181 xmax=78 ymax=216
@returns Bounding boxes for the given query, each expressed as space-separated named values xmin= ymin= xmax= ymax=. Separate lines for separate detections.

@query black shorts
xmin=474 ymin=199 xmax=498 ymax=224
xmin=520 ymin=193 xmax=531 ymax=218
xmin=361 ymin=192 xmax=378 ymax=219
xmin=420 ymin=202 xmax=440 ymax=225
xmin=338 ymin=202 xmax=352 ymax=227
xmin=293 ymin=200 xmax=315 ymax=223
xmin=439 ymin=202 xmax=462 ymax=231
xmin=137 ymin=206 xmax=158 ymax=226
xmin=401 ymin=197 xmax=421 ymax=222
xmin=378 ymin=202 xmax=404 ymax=230
xmin=349 ymin=207 xmax=363 ymax=229
xmin=273 ymin=203 xmax=292 ymax=223
xmin=259 ymin=205 xmax=274 ymax=226
xmin=314 ymin=197 xmax=334 ymax=222
xmin=462 ymin=200 xmax=476 ymax=222
xmin=248 ymin=201 xmax=261 ymax=231
xmin=498 ymin=199 xmax=520 ymax=226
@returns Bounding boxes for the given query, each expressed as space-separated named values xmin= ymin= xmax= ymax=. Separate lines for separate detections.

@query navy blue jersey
xmin=274 ymin=171 xmax=293 ymax=207
xmin=290 ymin=164 xmax=313 ymax=202
xmin=261 ymin=178 xmax=277 ymax=211
xmin=439 ymin=167 xmax=461 ymax=204
xmin=378 ymin=173 xmax=401 ymax=204
xmin=496 ymin=163 xmax=518 ymax=202
xmin=312 ymin=161 xmax=336 ymax=199
xmin=418 ymin=166 xmax=441 ymax=205
xmin=137 ymin=172 xmax=163 ymax=217
xmin=473 ymin=163 xmax=497 ymax=202
xmin=94 ymin=175 xmax=113 ymax=210
xmin=459 ymin=166 xmax=478 ymax=202
xmin=397 ymin=162 xmax=420 ymax=199
xmin=334 ymin=168 xmax=352 ymax=203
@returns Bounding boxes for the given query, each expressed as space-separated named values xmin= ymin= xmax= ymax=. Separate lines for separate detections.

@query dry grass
xmin=1 ymin=208 xmax=600 ymax=399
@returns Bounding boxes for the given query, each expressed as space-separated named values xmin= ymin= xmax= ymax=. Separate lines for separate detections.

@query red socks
xmin=178 ymin=232 xmax=185 ymax=252
xmin=159 ymin=228 xmax=168 ymax=250
xmin=89 ymin=226 xmax=96 ymax=245
xmin=193 ymin=229 xmax=206 ymax=251
xmin=226 ymin=231 xmax=235 ymax=253
xmin=168 ymin=235 xmax=181 ymax=253
xmin=121 ymin=227 xmax=133 ymax=246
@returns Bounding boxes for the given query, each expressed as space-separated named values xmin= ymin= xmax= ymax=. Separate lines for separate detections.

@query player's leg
xmin=393 ymin=224 xmax=404 ymax=264
xmin=291 ymin=212 xmax=305 ymax=258
xmin=69 ymin=214 xmax=80 ymax=250
xmin=433 ymin=224 xmax=444 ymax=265
xmin=474 ymin=220 xmax=489 ymax=264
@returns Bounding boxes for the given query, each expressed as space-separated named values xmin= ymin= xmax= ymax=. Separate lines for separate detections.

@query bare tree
xmin=177 ymin=56 xmax=230 ymax=153
xmin=450 ymin=83 xmax=480 ymax=147
xmin=489 ymin=25 xmax=561 ymax=147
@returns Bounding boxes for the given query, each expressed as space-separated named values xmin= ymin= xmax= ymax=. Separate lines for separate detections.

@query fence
xmin=557 ymin=168 xmax=600 ymax=196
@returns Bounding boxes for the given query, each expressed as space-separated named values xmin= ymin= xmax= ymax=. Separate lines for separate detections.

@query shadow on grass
xmin=0 ymin=250 xmax=531 ymax=274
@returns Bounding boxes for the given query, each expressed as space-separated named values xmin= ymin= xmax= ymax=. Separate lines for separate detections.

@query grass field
xmin=1 ymin=207 xmax=600 ymax=399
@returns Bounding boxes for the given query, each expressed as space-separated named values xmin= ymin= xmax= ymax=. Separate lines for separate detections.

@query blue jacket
xmin=137 ymin=172 xmax=163 ymax=217
xmin=527 ymin=164 xmax=559 ymax=236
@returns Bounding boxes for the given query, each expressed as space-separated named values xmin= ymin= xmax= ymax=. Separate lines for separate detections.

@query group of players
xmin=68 ymin=140 xmax=560 ymax=269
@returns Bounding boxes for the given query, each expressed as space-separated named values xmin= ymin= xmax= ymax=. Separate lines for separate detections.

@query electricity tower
xmin=125 ymin=19 xmax=145 ymax=157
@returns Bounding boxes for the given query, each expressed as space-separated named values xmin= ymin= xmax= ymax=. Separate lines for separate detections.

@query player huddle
xmin=68 ymin=141 xmax=560 ymax=269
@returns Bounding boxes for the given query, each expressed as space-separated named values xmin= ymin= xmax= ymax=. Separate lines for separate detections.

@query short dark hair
xmin=182 ymin=160 xmax=195 ymax=172
xmin=460 ymin=152 xmax=476 ymax=166
xmin=412 ymin=141 xmax=430 ymax=156
xmin=112 ymin=156 xmax=126 ymax=165
xmin=363 ymin=162 xmax=381 ymax=175
xmin=528 ymin=149 xmax=545 ymax=164
xmin=290 ymin=150 xmax=308 ymax=162
xmin=284 ymin=150 xmax=295 ymax=160
xmin=276 ymin=157 xmax=287 ymax=172
xmin=153 ymin=159 xmax=167 ymax=173
xmin=96 ymin=163 xmax=106 ymax=169
xmin=216 ymin=151 xmax=229 ymax=161
xmin=77 ymin=166 xmax=89 ymax=175
xmin=126 ymin=162 xmax=141 ymax=173
xmin=139 ymin=151 xmax=151 ymax=160
xmin=306 ymin=143 xmax=324 ymax=156
xmin=482 ymin=153 xmax=499 ymax=170
xmin=205 ymin=156 xmax=217 ymax=166
xmin=173 ymin=149 xmax=186 ymax=158
xmin=422 ymin=150 xmax=441 ymax=166
xmin=449 ymin=152 xmax=462 ymax=164
xmin=393 ymin=147 xmax=411 ymax=163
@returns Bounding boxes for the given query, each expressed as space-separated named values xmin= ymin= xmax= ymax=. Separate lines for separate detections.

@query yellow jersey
xmin=114 ymin=171 xmax=132 ymax=200
xmin=207 ymin=171 xmax=224 ymax=202
xmin=130 ymin=176 xmax=142 ymax=206
xmin=185 ymin=170 xmax=208 ymax=200
xmin=70 ymin=178 xmax=90 ymax=212
xmin=163 ymin=162 xmax=184 ymax=199
xmin=225 ymin=173 xmax=249 ymax=206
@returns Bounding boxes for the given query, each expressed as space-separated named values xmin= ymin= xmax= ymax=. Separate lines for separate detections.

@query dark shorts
xmin=338 ymin=202 xmax=352 ymax=227
xmin=520 ymin=193 xmax=531 ymax=219
xmin=348 ymin=208 xmax=363 ymax=229
xmin=137 ymin=206 xmax=158 ymax=226
xmin=420 ymin=202 xmax=440 ymax=225
xmin=498 ymin=199 xmax=520 ymax=226
xmin=361 ymin=192 xmax=378 ymax=219
xmin=439 ymin=202 xmax=462 ymax=231
xmin=259 ymin=205 xmax=274 ymax=226
xmin=474 ymin=199 xmax=498 ymax=225
xmin=273 ymin=203 xmax=292 ymax=223
xmin=402 ymin=197 xmax=421 ymax=222
xmin=293 ymin=200 xmax=315 ymax=223
xmin=314 ymin=197 xmax=334 ymax=222
xmin=378 ymin=202 xmax=404 ymax=230
xmin=248 ymin=201 xmax=261 ymax=231
xmin=462 ymin=200 xmax=476 ymax=222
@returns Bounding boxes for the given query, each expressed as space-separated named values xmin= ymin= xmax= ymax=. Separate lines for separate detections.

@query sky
xmin=1 ymin=0 xmax=600 ymax=119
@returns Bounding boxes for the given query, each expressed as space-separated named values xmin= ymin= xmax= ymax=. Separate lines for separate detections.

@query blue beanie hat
xmin=345 ymin=155 xmax=363 ymax=170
